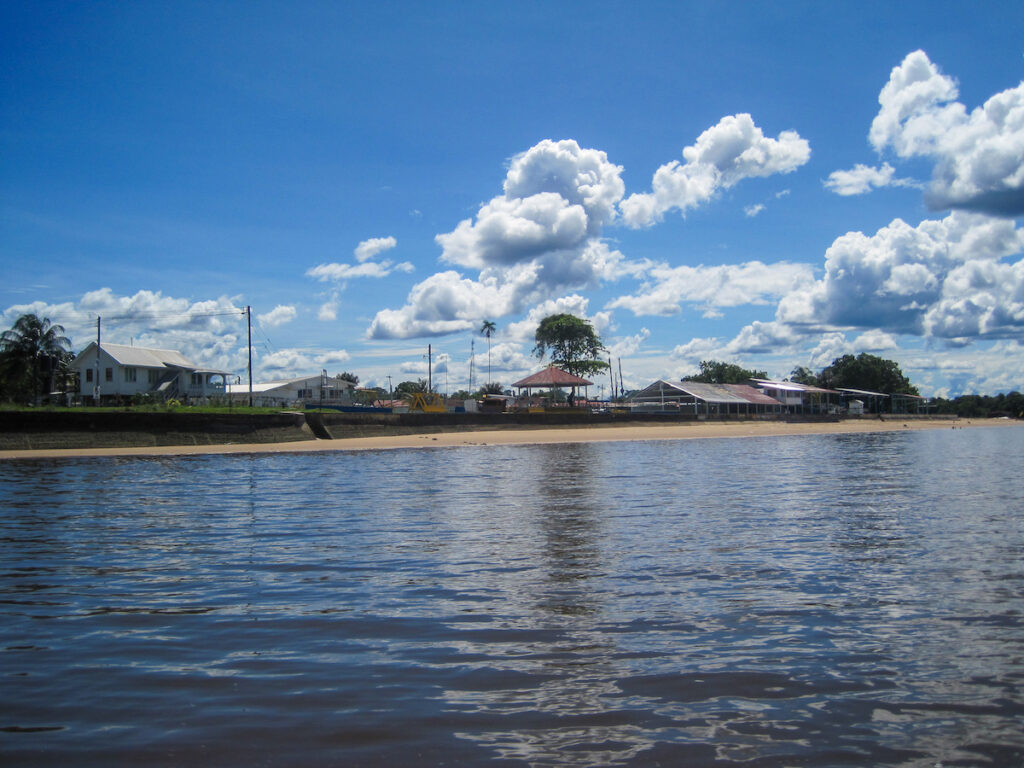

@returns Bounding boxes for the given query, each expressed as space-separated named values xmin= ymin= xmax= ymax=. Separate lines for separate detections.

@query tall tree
xmin=817 ymin=353 xmax=918 ymax=395
xmin=0 ymin=314 xmax=72 ymax=402
xmin=685 ymin=360 xmax=767 ymax=384
xmin=480 ymin=320 xmax=496 ymax=384
xmin=532 ymin=314 xmax=609 ymax=378
xmin=789 ymin=366 xmax=818 ymax=386
xmin=394 ymin=379 xmax=428 ymax=398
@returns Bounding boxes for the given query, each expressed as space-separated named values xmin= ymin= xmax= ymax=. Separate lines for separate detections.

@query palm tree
xmin=0 ymin=314 xmax=72 ymax=403
xmin=480 ymin=320 xmax=496 ymax=384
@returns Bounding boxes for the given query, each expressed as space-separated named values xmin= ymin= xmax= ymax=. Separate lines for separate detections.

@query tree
xmin=479 ymin=382 xmax=504 ymax=395
xmin=0 ymin=314 xmax=72 ymax=403
xmin=789 ymin=366 xmax=818 ymax=386
xmin=394 ymin=379 xmax=428 ymax=398
xmin=685 ymin=360 xmax=767 ymax=384
xmin=532 ymin=314 xmax=609 ymax=378
xmin=338 ymin=371 xmax=359 ymax=386
xmin=817 ymin=353 xmax=918 ymax=395
xmin=480 ymin=320 xmax=496 ymax=384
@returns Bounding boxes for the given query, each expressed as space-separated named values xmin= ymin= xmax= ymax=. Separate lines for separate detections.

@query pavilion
xmin=511 ymin=366 xmax=594 ymax=406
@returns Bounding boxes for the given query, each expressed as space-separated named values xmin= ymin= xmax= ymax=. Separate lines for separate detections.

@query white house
xmin=225 ymin=373 xmax=355 ymax=408
xmin=73 ymin=342 xmax=232 ymax=403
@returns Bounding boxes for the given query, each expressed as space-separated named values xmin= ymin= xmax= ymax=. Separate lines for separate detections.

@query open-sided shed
xmin=629 ymin=380 xmax=782 ymax=416
xmin=511 ymin=366 xmax=594 ymax=405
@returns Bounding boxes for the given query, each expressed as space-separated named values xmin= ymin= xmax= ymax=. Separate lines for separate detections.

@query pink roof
xmin=512 ymin=366 xmax=594 ymax=388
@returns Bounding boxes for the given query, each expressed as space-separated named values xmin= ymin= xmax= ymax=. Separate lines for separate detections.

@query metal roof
xmin=724 ymin=384 xmax=784 ymax=406
xmin=751 ymin=378 xmax=838 ymax=395
xmin=837 ymin=387 xmax=889 ymax=398
xmin=74 ymin=341 xmax=197 ymax=369
xmin=631 ymin=380 xmax=775 ymax=405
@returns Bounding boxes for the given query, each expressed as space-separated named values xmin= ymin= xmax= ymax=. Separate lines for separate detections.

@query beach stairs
xmin=303 ymin=412 xmax=333 ymax=439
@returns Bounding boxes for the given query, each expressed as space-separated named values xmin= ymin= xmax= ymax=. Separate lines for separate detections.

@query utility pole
xmin=469 ymin=339 xmax=475 ymax=394
xmin=246 ymin=306 xmax=253 ymax=408
xmin=427 ymin=344 xmax=432 ymax=393
xmin=94 ymin=316 xmax=101 ymax=405
xmin=608 ymin=355 xmax=614 ymax=401
xmin=387 ymin=375 xmax=393 ymax=404
xmin=618 ymin=358 xmax=624 ymax=399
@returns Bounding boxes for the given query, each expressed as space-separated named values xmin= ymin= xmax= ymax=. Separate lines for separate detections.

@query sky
xmin=2 ymin=1 xmax=1024 ymax=398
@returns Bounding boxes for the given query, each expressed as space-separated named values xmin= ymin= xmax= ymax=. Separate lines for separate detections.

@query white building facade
xmin=73 ymin=342 xmax=231 ymax=404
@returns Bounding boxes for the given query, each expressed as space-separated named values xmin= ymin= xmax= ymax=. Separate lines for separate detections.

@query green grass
xmin=0 ymin=404 xmax=286 ymax=415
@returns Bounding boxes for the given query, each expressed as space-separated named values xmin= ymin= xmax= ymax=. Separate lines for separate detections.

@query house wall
xmin=78 ymin=348 xmax=162 ymax=398
xmin=78 ymin=349 xmax=226 ymax=401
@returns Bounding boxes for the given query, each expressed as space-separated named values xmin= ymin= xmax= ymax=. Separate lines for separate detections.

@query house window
xmin=149 ymin=369 xmax=160 ymax=384
xmin=124 ymin=367 xmax=137 ymax=383
xmin=105 ymin=368 xmax=113 ymax=382
xmin=85 ymin=369 xmax=93 ymax=383
xmin=191 ymin=373 xmax=203 ymax=386
xmin=298 ymin=388 xmax=312 ymax=398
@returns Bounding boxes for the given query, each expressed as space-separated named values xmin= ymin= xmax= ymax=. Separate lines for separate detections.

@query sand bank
xmin=1 ymin=417 xmax=1019 ymax=460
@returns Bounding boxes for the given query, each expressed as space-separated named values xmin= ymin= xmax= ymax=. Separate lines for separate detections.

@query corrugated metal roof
xmin=74 ymin=341 xmax=197 ymax=369
xmin=672 ymin=382 xmax=752 ymax=404
xmin=837 ymin=387 xmax=889 ymax=398
xmin=724 ymin=384 xmax=783 ymax=406
xmin=752 ymin=379 xmax=838 ymax=394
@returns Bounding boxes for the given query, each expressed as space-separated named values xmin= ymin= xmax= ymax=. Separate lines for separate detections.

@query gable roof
xmin=74 ymin=341 xmax=197 ymax=369
xmin=512 ymin=366 xmax=594 ymax=388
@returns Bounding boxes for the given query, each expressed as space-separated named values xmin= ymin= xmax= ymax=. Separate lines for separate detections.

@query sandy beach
xmin=1 ymin=417 xmax=1020 ymax=460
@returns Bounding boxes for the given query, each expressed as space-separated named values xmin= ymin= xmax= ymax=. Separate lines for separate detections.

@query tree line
xmin=2 ymin=311 xmax=1019 ymax=417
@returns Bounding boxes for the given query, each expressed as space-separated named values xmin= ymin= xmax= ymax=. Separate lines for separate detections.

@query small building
xmin=750 ymin=379 xmax=839 ymax=415
xmin=511 ymin=366 xmax=594 ymax=407
xmin=226 ymin=373 xmax=355 ymax=408
xmin=73 ymin=342 xmax=231 ymax=404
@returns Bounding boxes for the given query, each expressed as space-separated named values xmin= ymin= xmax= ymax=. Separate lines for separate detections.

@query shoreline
xmin=1 ymin=417 xmax=1020 ymax=460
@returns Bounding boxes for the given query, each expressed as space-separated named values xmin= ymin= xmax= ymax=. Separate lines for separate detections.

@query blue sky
xmin=3 ymin=1 xmax=1024 ymax=397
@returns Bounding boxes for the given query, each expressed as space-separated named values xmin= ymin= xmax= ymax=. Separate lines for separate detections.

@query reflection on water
xmin=1 ymin=427 xmax=1023 ymax=767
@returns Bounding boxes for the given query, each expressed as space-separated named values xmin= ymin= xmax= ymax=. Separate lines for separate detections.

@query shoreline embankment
xmin=1 ymin=409 xmax=1019 ymax=461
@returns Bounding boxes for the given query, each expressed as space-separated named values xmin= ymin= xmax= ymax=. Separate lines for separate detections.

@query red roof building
xmin=511 ymin=366 xmax=594 ymax=390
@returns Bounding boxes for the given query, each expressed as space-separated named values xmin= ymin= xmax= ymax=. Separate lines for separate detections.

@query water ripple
xmin=1 ymin=427 xmax=1023 ymax=766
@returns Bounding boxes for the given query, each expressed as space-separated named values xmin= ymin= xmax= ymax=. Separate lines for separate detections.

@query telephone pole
xmin=246 ymin=306 xmax=253 ymax=407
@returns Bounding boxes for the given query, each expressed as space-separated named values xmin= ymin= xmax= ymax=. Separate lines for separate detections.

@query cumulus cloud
xmin=369 ymin=140 xmax=637 ymax=340
xmin=866 ymin=50 xmax=1024 ymax=215
xmin=3 ymin=288 xmax=248 ymax=374
xmin=259 ymin=304 xmax=297 ymax=327
xmin=619 ymin=114 xmax=810 ymax=227
xmin=775 ymin=211 xmax=1024 ymax=340
xmin=824 ymin=163 xmax=918 ymax=195
xmin=608 ymin=261 xmax=814 ymax=318
xmin=436 ymin=139 xmax=624 ymax=271
xmin=354 ymin=236 xmax=397 ymax=262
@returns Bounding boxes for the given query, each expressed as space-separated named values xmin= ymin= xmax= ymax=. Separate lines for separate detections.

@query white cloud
xmin=306 ymin=260 xmax=414 ymax=282
xmin=3 ymin=288 xmax=248 ymax=375
xmin=369 ymin=139 xmax=639 ymax=340
xmin=317 ymin=292 xmax=339 ymax=321
xmin=620 ymin=113 xmax=810 ymax=227
xmin=824 ymin=162 xmax=918 ymax=196
xmin=436 ymin=139 xmax=625 ymax=270
xmin=776 ymin=211 xmax=1024 ymax=339
xmin=354 ymin=236 xmax=397 ymax=262
xmin=608 ymin=261 xmax=814 ymax=317
xmin=259 ymin=304 xmax=297 ymax=327
xmin=744 ymin=204 xmax=765 ymax=217
xmin=867 ymin=50 xmax=1024 ymax=215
